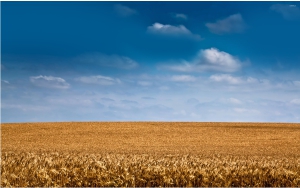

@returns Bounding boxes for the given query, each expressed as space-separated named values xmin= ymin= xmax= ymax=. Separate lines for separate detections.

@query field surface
xmin=2 ymin=122 xmax=300 ymax=156
xmin=1 ymin=122 xmax=300 ymax=187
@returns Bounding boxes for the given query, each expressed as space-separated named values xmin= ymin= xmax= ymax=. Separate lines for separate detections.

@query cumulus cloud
xmin=114 ymin=4 xmax=138 ymax=17
xmin=147 ymin=23 xmax=201 ymax=40
xmin=76 ymin=75 xmax=121 ymax=85
xmin=194 ymin=48 xmax=242 ymax=72
xmin=271 ymin=4 xmax=300 ymax=20
xmin=161 ymin=48 xmax=242 ymax=73
xmin=30 ymin=75 xmax=70 ymax=89
xmin=206 ymin=14 xmax=246 ymax=35
xmin=77 ymin=53 xmax=138 ymax=69
xmin=171 ymin=75 xmax=196 ymax=82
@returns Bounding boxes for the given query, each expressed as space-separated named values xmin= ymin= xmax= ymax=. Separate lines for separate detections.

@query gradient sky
xmin=1 ymin=1 xmax=300 ymax=123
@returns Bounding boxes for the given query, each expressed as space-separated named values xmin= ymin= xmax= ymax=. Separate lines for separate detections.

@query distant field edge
xmin=2 ymin=121 xmax=300 ymax=124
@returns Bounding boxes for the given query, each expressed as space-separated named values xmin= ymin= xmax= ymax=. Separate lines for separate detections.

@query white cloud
xmin=171 ymin=75 xmax=196 ymax=82
xmin=174 ymin=13 xmax=188 ymax=20
xmin=30 ymin=75 xmax=70 ymax=89
xmin=161 ymin=48 xmax=242 ymax=73
xmin=147 ymin=22 xmax=201 ymax=40
xmin=76 ymin=75 xmax=121 ymax=85
xmin=206 ymin=14 xmax=246 ymax=35
xmin=209 ymin=74 xmax=264 ymax=85
xmin=290 ymin=99 xmax=300 ymax=105
xmin=195 ymin=48 xmax=242 ymax=72
xmin=114 ymin=4 xmax=137 ymax=17
xmin=77 ymin=53 xmax=138 ymax=69
xmin=271 ymin=4 xmax=300 ymax=20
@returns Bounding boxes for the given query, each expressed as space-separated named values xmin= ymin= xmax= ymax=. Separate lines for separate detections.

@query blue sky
xmin=1 ymin=1 xmax=300 ymax=122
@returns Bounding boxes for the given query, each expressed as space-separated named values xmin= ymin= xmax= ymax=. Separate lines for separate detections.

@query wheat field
xmin=1 ymin=122 xmax=300 ymax=187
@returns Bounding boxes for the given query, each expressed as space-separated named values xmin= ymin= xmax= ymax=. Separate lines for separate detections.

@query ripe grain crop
xmin=2 ymin=122 xmax=300 ymax=156
xmin=1 ymin=152 xmax=300 ymax=187
xmin=1 ymin=122 xmax=300 ymax=187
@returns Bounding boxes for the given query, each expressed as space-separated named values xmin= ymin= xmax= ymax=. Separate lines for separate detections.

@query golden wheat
xmin=1 ymin=152 xmax=300 ymax=187
xmin=2 ymin=122 xmax=300 ymax=156
xmin=1 ymin=122 xmax=300 ymax=187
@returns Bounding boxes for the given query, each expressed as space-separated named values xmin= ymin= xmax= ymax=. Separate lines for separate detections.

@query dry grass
xmin=1 ymin=122 xmax=300 ymax=187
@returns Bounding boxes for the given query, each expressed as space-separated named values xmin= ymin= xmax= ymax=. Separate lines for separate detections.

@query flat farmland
xmin=2 ymin=122 xmax=300 ymax=187
xmin=2 ymin=122 xmax=300 ymax=156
